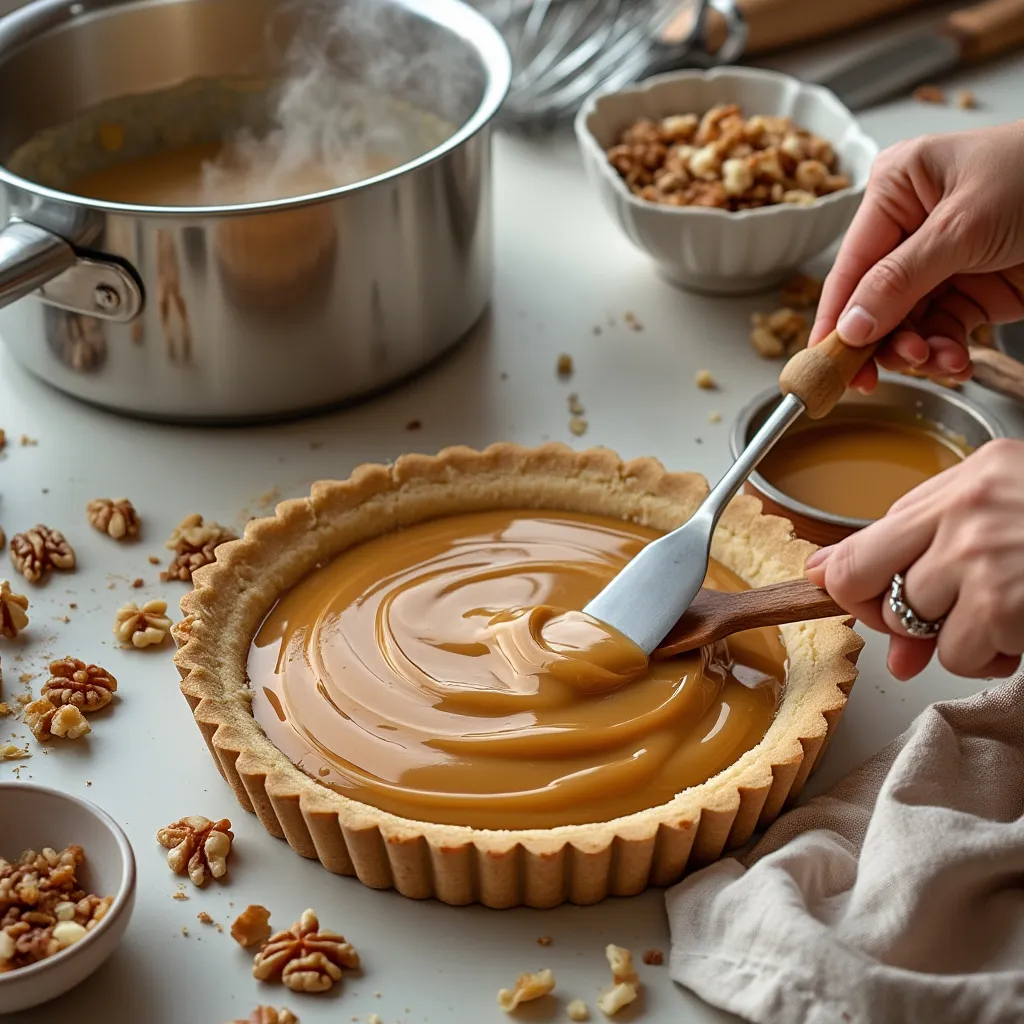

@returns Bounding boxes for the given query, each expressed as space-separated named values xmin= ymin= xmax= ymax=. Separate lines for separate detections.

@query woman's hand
xmin=810 ymin=121 xmax=1024 ymax=391
xmin=805 ymin=439 xmax=1024 ymax=681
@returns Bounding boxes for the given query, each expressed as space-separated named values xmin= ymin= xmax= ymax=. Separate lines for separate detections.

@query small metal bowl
xmin=731 ymin=375 xmax=1007 ymax=547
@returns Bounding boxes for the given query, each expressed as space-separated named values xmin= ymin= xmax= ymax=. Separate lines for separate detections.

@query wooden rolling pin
xmin=654 ymin=578 xmax=845 ymax=658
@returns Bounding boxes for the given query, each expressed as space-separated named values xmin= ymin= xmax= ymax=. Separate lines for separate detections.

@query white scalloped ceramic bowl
xmin=0 ymin=783 xmax=136 ymax=1015
xmin=575 ymin=67 xmax=878 ymax=295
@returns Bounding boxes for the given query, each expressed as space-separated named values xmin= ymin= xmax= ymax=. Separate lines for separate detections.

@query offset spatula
xmin=584 ymin=330 xmax=877 ymax=655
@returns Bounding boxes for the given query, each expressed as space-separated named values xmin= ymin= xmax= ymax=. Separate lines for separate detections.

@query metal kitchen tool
xmin=653 ymin=577 xmax=844 ymax=657
xmin=818 ymin=0 xmax=1024 ymax=111
xmin=585 ymin=330 xmax=877 ymax=655
xmin=0 ymin=0 xmax=511 ymax=423
xmin=483 ymin=0 xmax=928 ymax=130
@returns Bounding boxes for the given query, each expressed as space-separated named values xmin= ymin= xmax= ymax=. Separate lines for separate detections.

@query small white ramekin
xmin=0 ymin=783 xmax=136 ymax=1015
xmin=575 ymin=66 xmax=878 ymax=295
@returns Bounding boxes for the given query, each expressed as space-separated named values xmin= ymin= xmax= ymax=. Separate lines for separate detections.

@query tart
xmin=173 ymin=444 xmax=861 ymax=909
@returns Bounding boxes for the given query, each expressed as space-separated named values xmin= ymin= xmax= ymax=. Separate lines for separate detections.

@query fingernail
xmin=894 ymin=336 xmax=927 ymax=366
xmin=937 ymin=345 xmax=969 ymax=372
xmin=837 ymin=305 xmax=876 ymax=346
xmin=805 ymin=546 xmax=833 ymax=570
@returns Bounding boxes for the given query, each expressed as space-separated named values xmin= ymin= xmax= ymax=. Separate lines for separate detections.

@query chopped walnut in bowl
xmin=575 ymin=67 xmax=877 ymax=294
xmin=0 ymin=783 xmax=135 ymax=1015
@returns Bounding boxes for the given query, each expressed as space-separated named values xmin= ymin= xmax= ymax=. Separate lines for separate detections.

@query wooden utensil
xmin=654 ymin=578 xmax=846 ymax=658
xmin=584 ymin=330 xmax=876 ymax=655
xmin=969 ymin=344 xmax=1024 ymax=404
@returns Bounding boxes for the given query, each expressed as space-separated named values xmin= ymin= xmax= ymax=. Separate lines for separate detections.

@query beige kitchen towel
xmin=666 ymin=675 xmax=1024 ymax=1024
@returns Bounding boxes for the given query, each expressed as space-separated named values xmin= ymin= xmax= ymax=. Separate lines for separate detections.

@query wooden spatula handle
xmin=968 ymin=344 xmax=1024 ymax=403
xmin=654 ymin=578 xmax=846 ymax=658
xmin=946 ymin=0 xmax=1024 ymax=62
xmin=778 ymin=330 xmax=882 ymax=419
xmin=698 ymin=0 xmax=926 ymax=56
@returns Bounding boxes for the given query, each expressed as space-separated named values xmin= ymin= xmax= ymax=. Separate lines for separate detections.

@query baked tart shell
xmin=173 ymin=443 xmax=862 ymax=909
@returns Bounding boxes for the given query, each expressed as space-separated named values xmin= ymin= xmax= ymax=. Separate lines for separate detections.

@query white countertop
xmin=4 ymin=13 xmax=1024 ymax=1024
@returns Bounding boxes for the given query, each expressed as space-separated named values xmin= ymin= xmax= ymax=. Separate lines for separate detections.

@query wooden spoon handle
xmin=946 ymin=0 xmax=1024 ymax=62
xmin=968 ymin=344 xmax=1024 ymax=404
xmin=779 ymin=330 xmax=883 ymax=420
xmin=654 ymin=578 xmax=846 ymax=658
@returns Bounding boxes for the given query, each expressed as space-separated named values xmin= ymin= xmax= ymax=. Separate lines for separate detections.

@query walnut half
xmin=9 ymin=525 xmax=75 ymax=584
xmin=42 ymin=657 xmax=117 ymax=712
xmin=252 ymin=909 xmax=360 ymax=994
xmin=0 ymin=580 xmax=29 ymax=639
xmin=86 ymin=498 xmax=140 ymax=541
xmin=113 ymin=600 xmax=172 ymax=648
xmin=162 ymin=513 xmax=237 ymax=582
xmin=156 ymin=816 xmax=233 ymax=887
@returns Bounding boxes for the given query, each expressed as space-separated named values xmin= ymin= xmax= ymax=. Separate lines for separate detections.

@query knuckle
xmin=867 ymin=256 xmax=914 ymax=302
xmin=823 ymin=541 xmax=860 ymax=601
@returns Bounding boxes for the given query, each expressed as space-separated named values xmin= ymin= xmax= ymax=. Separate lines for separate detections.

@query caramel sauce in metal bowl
xmin=758 ymin=411 xmax=967 ymax=521
xmin=249 ymin=510 xmax=786 ymax=830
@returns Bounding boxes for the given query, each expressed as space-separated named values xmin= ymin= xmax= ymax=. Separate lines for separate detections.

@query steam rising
xmin=201 ymin=0 xmax=479 ymax=204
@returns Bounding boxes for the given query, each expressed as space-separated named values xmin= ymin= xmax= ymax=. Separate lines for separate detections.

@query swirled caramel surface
xmin=249 ymin=510 xmax=786 ymax=830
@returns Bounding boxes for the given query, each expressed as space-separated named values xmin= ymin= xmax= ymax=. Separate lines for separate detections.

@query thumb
xmin=835 ymin=206 xmax=966 ymax=347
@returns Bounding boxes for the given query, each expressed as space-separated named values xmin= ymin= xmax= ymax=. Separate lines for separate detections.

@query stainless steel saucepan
xmin=0 ymin=0 xmax=511 ymax=421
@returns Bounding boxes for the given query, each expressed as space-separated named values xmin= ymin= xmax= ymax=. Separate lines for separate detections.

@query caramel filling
xmin=249 ymin=510 xmax=786 ymax=830
xmin=67 ymin=140 xmax=396 ymax=206
xmin=758 ymin=411 xmax=966 ymax=521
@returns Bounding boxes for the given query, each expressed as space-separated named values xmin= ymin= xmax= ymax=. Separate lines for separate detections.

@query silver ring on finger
xmin=889 ymin=572 xmax=945 ymax=639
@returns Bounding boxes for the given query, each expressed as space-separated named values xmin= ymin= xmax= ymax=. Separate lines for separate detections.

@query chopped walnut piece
xmin=86 ymin=498 xmax=140 ymax=541
xmin=556 ymin=353 xmax=574 ymax=378
xmin=497 ymin=968 xmax=555 ymax=1012
xmin=0 ymin=581 xmax=28 ymax=639
xmin=24 ymin=700 xmax=91 ymax=741
xmin=252 ymin=909 xmax=360 ymax=994
xmin=642 ymin=949 xmax=664 ymax=966
xmin=161 ymin=514 xmax=237 ymax=582
xmin=536 ymin=935 xmax=552 ymax=947
xmin=956 ymin=89 xmax=977 ymax=110
xmin=0 ymin=704 xmax=10 ymax=718
xmin=694 ymin=369 xmax=716 ymax=390
xmin=913 ymin=84 xmax=946 ymax=104
xmin=567 ymin=999 xmax=590 ymax=1022
xmin=750 ymin=321 xmax=785 ymax=359
xmin=231 ymin=1009 xmax=298 ymax=1024
xmin=156 ymin=816 xmax=234 ymax=886
xmin=597 ymin=945 xmax=640 ymax=1017
xmin=113 ymin=599 xmax=172 ymax=648
xmin=0 ymin=845 xmax=113 ymax=973
xmin=42 ymin=657 xmax=117 ymax=712
xmin=0 ymin=743 xmax=28 ymax=760
xmin=232 ymin=904 xmax=272 ymax=948
xmin=597 ymin=982 xmax=638 ymax=1017
xmin=780 ymin=272 xmax=822 ymax=309
xmin=608 ymin=105 xmax=843 ymax=210
xmin=9 ymin=525 xmax=75 ymax=584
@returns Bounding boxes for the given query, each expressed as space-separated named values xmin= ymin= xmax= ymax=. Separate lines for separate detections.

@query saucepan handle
xmin=0 ymin=220 xmax=144 ymax=322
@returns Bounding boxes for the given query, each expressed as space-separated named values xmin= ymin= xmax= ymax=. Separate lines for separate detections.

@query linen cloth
xmin=666 ymin=675 xmax=1024 ymax=1024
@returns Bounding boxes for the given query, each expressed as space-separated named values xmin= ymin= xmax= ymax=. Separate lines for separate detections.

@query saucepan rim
xmin=0 ymin=0 xmax=512 ymax=217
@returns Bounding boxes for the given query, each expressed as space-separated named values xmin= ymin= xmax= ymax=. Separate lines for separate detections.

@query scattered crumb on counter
xmin=557 ymin=353 xmax=574 ymax=378
xmin=569 ymin=417 xmax=588 ymax=437
xmin=643 ymin=949 xmax=664 ymax=966
xmin=568 ymin=394 xmax=585 ymax=417
xmin=709 ymin=411 xmax=722 ymax=424
xmin=592 ymin=326 xmax=602 ymax=336
xmin=147 ymin=555 xmax=161 ymax=565
xmin=18 ymin=673 xmax=34 ymax=684
xmin=624 ymin=311 xmax=643 ymax=332
xmin=956 ymin=89 xmax=977 ymax=110
xmin=173 ymin=891 xmax=189 ymax=901
xmin=405 ymin=420 xmax=422 ymax=432
xmin=131 ymin=578 xmax=144 ymax=589
xmin=19 ymin=435 xmax=37 ymax=446
xmin=537 ymin=936 xmax=552 ymax=947
xmin=309 ymin=441 xmax=324 ymax=450
xmin=197 ymin=911 xmax=213 ymax=925
xmin=181 ymin=926 xmax=189 ymax=937
xmin=567 ymin=999 xmax=590 ymax=1022
xmin=69 ymin=602 xmax=77 ymax=609
xmin=913 ymin=85 xmax=945 ymax=104
xmin=695 ymin=369 xmax=716 ymax=390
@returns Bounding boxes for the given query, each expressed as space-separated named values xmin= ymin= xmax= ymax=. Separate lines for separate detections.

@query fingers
xmin=885 ymin=633 xmax=936 ymax=681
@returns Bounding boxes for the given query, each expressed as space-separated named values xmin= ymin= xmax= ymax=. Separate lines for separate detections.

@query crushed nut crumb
xmin=197 ymin=911 xmax=213 ymax=925
xmin=252 ymin=909 xmax=360 ymax=994
xmin=231 ymin=904 xmax=272 ymax=948
xmin=913 ymin=85 xmax=946 ymax=104
xmin=113 ymin=599 xmax=172 ymax=648
xmin=695 ymin=369 xmax=716 ymax=390
xmin=147 ymin=555 xmax=161 ymax=565
xmin=172 ymin=891 xmax=189 ymax=901
xmin=156 ymin=816 xmax=233 ymax=887
xmin=642 ymin=949 xmax=664 ymax=966
xmin=557 ymin=353 xmax=574 ymax=378
xmin=19 ymin=435 xmax=37 ymax=447
xmin=567 ymin=999 xmax=590 ymax=1022
xmin=497 ymin=968 xmax=555 ymax=1012
xmin=86 ymin=498 xmax=140 ymax=541
xmin=404 ymin=420 xmax=422 ymax=431
xmin=131 ymin=578 xmax=144 ymax=589
xmin=569 ymin=417 xmax=588 ymax=437
xmin=597 ymin=945 xmax=640 ymax=1017
xmin=956 ymin=89 xmax=977 ymax=110
xmin=567 ymin=394 xmax=585 ymax=416
xmin=0 ymin=581 xmax=29 ymax=639
xmin=536 ymin=935 xmax=552 ymax=947
xmin=709 ymin=411 xmax=722 ymax=424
